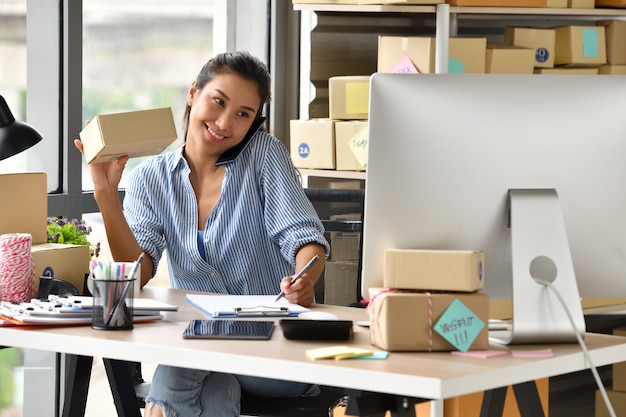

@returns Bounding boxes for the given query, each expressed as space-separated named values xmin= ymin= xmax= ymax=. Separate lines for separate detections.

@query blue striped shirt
xmin=123 ymin=131 xmax=329 ymax=295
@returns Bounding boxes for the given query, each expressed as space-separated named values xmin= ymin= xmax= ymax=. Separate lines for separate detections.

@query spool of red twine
xmin=0 ymin=233 xmax=36 ymax=302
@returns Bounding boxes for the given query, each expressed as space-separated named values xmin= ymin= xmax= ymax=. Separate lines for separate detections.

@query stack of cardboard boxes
xmin=361 ymin=248 xmax=550 ymax=417
xmin=291 ymin=76 xmax=369 ymax=306
xmin=0 ymin=173 xmax=90 ymax=296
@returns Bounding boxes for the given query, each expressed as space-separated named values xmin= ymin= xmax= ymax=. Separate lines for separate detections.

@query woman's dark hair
xmin=182 ymin=51 xmax=271 ymax=140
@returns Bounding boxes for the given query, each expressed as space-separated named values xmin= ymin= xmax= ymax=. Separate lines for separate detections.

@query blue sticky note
xmin=448 ymin=57 xmax=465 ymax=74
xmin=434 ymin=298 xmax=485 ymax=352
xmin=582 ymin=28 xmax=599 ymax=58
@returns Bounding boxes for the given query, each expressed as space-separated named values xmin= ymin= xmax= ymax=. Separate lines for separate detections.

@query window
xmin=81 ymin=0 xmax=214 ymax=190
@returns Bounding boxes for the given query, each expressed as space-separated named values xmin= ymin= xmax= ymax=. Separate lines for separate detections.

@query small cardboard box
xmin=534 ymin=67 xmax=598 ymax=74
xmin=612 ymin=327 xmax=626 ymax=391
xmin=554 ymin=25 xmax=606 ymax=67
xmin=324 ymin=260 xmax=359 ymax=306
xmin=568 ymin=0 xmax=594 ymax=6
xmin=384 ymin=249 xmax=485 ymax=292
xmin=334 ymin=120 xmax=368 ymax=171
xmin=595 ymin=0 xmax=626 ymax=6
xmin=0 ymin=173 xmax=47 ymax=244
xmin=289 ymin=119 xmax=335 ymax=169
xmin=597 ymin=21 xmax=626 ymax=65
xmin=328 ymin=76 xmax=370 ymax=120
xmin=80 ymin=107 xmax=177 ymax=164
xmin=595 ymin=389 xmax=626 ymax=417
xmin=330 ymin=232 xmax=360 ymax=262
xmin=31 ymin=243 xmax=90 ymax=292
xmin=447 ymin=0 xmax=546 ymax=5
xmin=378 ymin=36 xmax=487 ymax=74
xmin=503 ymin=27 xmax=556 ymax=68
xmin=368 ymin=289 xmax=489 ymax=351
xmin=598 ymin=65 xmax=626 ymax=74
xmin=486 ymin=44 xmax=535 ymax=74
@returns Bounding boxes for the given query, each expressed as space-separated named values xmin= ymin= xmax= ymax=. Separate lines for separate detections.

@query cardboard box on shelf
xmin=503 ymin=27 xmax=556 ymax=68
xmin=595 ymin=0 xmax=626 ymax=6
xmin=79 ymin=107 xmax=178 ymax=164
xmin=0 ymin=173 xmax=47 ymax=244
xmin=31 ymin=243 xmax=90 ymax=292
xmin=568 ymin=0 xmax=594 ymax=6
xmin=597 ymin=20 xmax=626 ymax=65
xmin=328 ymin=76 xmax=371 ymax=120
xmin=447 ymin=0 xmax=546 ymax=5
xmin=368 ymin=288 xmax=489 ymax=351
xmin=547 ymin=0 xmax=568 ymax=6
xmin=534 ymin=67 xmax=598 ymax=74
xmin=330 ymin=232 xmax=360 ymax=262
xmin=598 ymin=64 xmax=626 ymax=74
xmin=554 ymin=25 xmax=606 ymax=67
xmin=384 ymin=0 xmax=444 ymax=3
xmin=486 ymin=44 xmax=535 ymax=73
xmin=290 ymin=119 xmax=336 ymax=169
xmin=384 ymin=249 xmax=485 ymax=292
xmin=334 ymin=120 xmax=368 ymax=171
xmin=323 ymin=260 xmax=359 ymax=306
xmin=378 ymin=36 xmax=487 ymax=74
xmin=612 ymin=327 xmax=626 ymax=392
xmin=595 ymin=389 xmax=626 ymax=417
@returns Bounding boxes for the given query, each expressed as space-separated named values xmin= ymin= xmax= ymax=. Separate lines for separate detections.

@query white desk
xmin=3 ymin=286 xmax=626 ymax=416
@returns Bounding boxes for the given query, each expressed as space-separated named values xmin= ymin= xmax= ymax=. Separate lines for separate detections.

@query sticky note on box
xmin=80 ymin=107 xmax=178 ymax=164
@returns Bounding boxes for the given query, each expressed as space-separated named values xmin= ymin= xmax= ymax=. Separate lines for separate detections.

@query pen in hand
xmin=275 ymin=254 xmax=320 ymax=302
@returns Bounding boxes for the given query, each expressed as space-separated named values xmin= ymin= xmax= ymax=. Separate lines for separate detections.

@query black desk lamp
xmin=0 ymin=95 xmax=42 ymax=161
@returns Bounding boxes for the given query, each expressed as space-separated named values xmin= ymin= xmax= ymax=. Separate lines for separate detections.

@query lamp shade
xmin=0 ymin=95 xmax=43 ymax=161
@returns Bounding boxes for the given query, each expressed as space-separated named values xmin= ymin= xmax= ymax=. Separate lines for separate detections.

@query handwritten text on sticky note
xmin=435 ymin=298 xmax=485 ymax=352
xmin=348 ymin=126 xmax=368 ymax=168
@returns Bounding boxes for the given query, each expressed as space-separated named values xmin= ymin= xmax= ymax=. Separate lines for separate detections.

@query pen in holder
xmin=90 ymin=276 xmax=135 ymax=330
xmin=90 ymin=255 xmax=142 ymax=330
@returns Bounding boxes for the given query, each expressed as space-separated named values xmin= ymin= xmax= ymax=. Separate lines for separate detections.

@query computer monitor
xmin=361 ymin=73 xmax=626 ymax=345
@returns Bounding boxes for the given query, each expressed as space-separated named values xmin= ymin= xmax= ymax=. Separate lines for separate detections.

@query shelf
xmin=298 ymin=169 xmax=366 ymax=187
xmin=293 ymin=3 xmax=626 ymax=16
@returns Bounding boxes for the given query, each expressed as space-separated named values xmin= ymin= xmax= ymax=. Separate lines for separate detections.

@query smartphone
xmin=215 ymin=116 xmax=266 ymax=166
xmin=182 ymin=319 xmax=275 ymax=340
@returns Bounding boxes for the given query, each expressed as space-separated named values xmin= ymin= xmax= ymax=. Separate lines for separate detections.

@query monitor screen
xmin=362 ymin=73 xmax=626 ymax=344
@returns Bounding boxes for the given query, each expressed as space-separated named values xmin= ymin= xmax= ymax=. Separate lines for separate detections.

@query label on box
xmin=434 ymin=298 xmax=485 ymax=352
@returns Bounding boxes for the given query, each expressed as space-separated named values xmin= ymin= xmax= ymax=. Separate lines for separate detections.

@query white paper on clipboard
xmin=186 ymin=294 xmax=310 ymax=318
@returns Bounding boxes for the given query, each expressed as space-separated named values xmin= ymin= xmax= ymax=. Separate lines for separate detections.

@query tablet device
xmin=182 ymin=319 xmax=274 ymax=340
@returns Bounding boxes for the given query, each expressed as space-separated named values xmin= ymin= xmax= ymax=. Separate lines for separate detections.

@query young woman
xmin=75 ymin=50 xmax=328 ymax=417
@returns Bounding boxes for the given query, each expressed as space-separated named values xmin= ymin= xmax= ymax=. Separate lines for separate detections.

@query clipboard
xmin=186 ymin=294 xmax=309 ymax=318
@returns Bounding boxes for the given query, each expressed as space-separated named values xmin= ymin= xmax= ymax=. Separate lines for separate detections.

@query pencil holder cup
xmin=91 ymin=277 xmax=135 ymax=330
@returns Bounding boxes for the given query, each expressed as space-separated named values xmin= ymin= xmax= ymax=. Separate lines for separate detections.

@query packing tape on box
xmin=0 ymin=233 xmax=36 ymax=302
xmin=367 ymin=289 xmax=435 ymax=351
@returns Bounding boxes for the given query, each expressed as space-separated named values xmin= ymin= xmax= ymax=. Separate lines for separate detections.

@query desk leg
xmin=62 ymin=354 xmax=93 ymax=417
xmin=103 ymin=358 xmax=142 ymax=417
xmin=480 ymin=382 xmax=545 ymax=417
xmin=511 ymin=381 xmax=545 ymax=417
xmin=479 ymin=387 xmax=507 ymax=417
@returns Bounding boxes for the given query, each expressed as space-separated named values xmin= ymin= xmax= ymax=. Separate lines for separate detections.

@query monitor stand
xmin=489 ymin=189 xmax=586 ymax=345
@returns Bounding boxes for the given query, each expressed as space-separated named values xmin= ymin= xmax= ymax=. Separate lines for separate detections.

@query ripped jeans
xmin=145 ymin=364 xmax=320 ymax=417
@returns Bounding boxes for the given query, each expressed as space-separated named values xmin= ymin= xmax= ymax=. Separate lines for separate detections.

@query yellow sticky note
xmin=345 ymin=82 xmax=369 ymax=115
xmin=305 ymin=346 xmax=373 ymax=361
xmin=348 ymin=126 xmax=368 ymax=168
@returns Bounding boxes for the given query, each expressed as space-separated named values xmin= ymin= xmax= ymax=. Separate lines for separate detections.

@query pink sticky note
xmin=452 ymin=350 xmax=509 ymax=359
xmin=390 ymin=53 xmax=419 ymax=74
xmin=511 ymin=349 xmax=554 ymax=358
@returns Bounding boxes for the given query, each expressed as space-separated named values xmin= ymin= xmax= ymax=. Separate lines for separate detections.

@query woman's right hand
xmin=74 ymin=120 xmax=130 ymax=193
